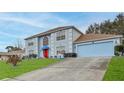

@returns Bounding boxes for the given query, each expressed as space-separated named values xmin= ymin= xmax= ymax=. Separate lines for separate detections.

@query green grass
xmin=0 ymin=58 xmax=61 ymax=80
xmin=103 ymin=56 xmax=124 ymax=81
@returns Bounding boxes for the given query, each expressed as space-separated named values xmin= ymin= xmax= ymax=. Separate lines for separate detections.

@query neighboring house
xmin=25 ymin=26 xmax=123 ymax=58
xmin=0 ymin=50 xmax=25 ymax=61
xmin=9 ymin=50 xmax=25 ymax=58
xmin=0 ymin=52 xmax=10 ymax=60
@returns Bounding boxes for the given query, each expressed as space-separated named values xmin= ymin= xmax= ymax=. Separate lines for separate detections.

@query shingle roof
xmin=25 ymin=26 xmax=82 ymax=40
xmin=75 ymin=33 xmax=122 ymax=43
xmin=0 ymin=52 xmax=9 ymax=56
xmin=0 ymin=50 xmax=24 ymax=56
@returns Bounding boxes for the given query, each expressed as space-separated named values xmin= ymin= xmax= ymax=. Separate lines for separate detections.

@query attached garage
xmin=74 ymin=34 xmax=122 ymax=57
xmin=77 ymin=41 xmax=114 ymax=57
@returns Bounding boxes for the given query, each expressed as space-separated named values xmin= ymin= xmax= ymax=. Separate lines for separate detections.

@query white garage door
xmin=77 ymin=41 xmax=114 ymax=57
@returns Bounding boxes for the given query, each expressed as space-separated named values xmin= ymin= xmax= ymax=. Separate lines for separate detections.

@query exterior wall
xmin=50 ymin=33 xmax=55 ymax=57
xmin=72 ymin=29 xmax=82 ymax=53
xmin=38 ymin=37 xmax=43 ymax=58
xmin=0 ymin=56 xmax=8 ymax=61
xmin=50 ymin=29 xmax=74 ymax=57
xmin=25 ymin=37 xmax=38 ymax=56
xmin=115 ymin=37 xmax=121 ymax=45
xmin=67 ymin=29 xmax=73 ymax=53
xmin=48 ymin=35 xmax=51 ymax=57
xmin=72 ymin=29 xmax=82 ymax=42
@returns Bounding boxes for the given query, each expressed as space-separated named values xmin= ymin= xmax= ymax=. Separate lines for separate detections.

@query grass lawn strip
xmin=103 ymin=56 xmax=124 ymax=81
xmin=0 ymin=58 xmax=61 ymax=80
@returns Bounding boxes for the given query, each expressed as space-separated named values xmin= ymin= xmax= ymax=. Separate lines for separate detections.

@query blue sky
xmin=0 ymin=12 xmax=119 ymax=51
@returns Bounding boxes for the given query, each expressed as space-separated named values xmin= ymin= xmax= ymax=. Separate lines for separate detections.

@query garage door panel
xmin=77 ymin=44 xmax=94 ymax=57
xmin=94 ymin=42 xmax=114 ymax=56
xmin=77 ymin=41 xmax=114 ymax=57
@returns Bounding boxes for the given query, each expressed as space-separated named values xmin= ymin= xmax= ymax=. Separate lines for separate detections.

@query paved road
xmin=9 ymin=57 xmax=111 ymax=81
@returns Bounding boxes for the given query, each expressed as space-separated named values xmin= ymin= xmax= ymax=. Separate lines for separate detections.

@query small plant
xmin=64 ymin=53 xmax=77 ymax=58
xmin=114 ymin=45 xmax=124 ymax=56
xmin=29 ymin=54 xmax=37 ymax=58
xmin=6 ymin=55 xmax=21 ymax=66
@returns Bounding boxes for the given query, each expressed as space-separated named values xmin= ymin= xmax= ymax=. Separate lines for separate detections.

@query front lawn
xmin=0 ymin=58 xmax=61 ymax=80
xmin=103 ymin=56 xmax=124 ymax=81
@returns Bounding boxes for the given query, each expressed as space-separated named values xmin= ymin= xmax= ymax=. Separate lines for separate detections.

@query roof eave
xmin=25 ymin=26 xmax=83 ymax=40
xmin=72 ymin=26 xmax=83 ymax=34
xmin=74 ymin=35 xmax=123 ymax=44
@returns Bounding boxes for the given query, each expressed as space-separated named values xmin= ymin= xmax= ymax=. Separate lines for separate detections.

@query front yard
xmin=1 ymin=56 xmax=124 ymax=81
xmin=0 ymin=58 xmax=61 ymax=80
xmin=103 ymin=56 xmax=124 ymax=81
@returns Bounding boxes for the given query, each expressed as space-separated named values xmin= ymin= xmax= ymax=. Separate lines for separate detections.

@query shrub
xmin=29 ymin=54 xmax=37 ymax=58
xmin=64 ymin=53 xmax=77 ymax=58
xmin=115 ymin=45 xmax=124 ymax=52
xmin=114 ymin=51 xmax=120 ymax=56
xmin=114 ymin=45 xmax=124 ymax=56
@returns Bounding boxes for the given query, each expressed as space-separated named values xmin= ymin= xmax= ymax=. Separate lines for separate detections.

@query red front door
xmin=43 ymin=49 xmax=48 ymax=58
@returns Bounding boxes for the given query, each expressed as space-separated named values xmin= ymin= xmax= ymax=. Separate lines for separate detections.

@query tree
xmin=5 ymin=46 xmax=14 ymax=52
xmin=86 ymin=24 xmax=94 ymax=34
xmin=15 ymin=39 xmax=23 ymax=49
xmin=114 ymin=13 xmax=124 ymax=35
xmin=6 ymin=55 xmax=21 ymax=66
xmin=5 ymin=46 xmax=22 ymax=52
xmin=5 ymin=39 xmax=23 ymax=52
xmin=85 ymin=13 xmax=124 ymax=35
xmin=93 ymin=23 xmax=100 ymax=34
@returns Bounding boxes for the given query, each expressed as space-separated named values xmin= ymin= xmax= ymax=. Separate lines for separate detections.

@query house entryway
xmin=43 ymin=49 xmax=49 ymax=58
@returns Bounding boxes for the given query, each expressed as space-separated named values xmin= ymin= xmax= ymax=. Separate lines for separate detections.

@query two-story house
xmin=25 ymin=26 xmax=82 ymax=58
xmin=25 ymin=26 xmax=122 ymax=58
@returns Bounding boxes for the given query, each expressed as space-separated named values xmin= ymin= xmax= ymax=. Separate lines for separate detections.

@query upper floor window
xmin=28 ymin=42 xmax=34 ymax=46
xmin=43 ymin=36 xmax=48 ymax=45
xmin=56 ymin=31 xmax=65 ymax=41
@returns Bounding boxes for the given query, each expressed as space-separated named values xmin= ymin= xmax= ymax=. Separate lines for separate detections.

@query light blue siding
xmin=77 ymin=41 xmax=114 ymax=57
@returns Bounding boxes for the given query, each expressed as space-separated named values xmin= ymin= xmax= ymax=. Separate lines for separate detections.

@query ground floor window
xmin=28 ymin=50 xmax=34 ymax=54
xmin=56 ymin=46 xmax=65 ymax=54
xmin=122 ymin=40 xmax=124 ymax=44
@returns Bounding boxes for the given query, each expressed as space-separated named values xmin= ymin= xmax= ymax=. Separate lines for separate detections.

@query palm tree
xmin=5 ymin=46 xmax=14 ymax=52
xmin=5 ymin=46 xmax=22 ymax=52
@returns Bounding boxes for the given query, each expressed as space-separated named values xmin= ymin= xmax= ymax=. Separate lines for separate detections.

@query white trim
xmin=75 ymin=39 xmax=116 ymax=46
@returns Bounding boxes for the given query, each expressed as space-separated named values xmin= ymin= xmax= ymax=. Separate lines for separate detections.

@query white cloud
xmin=0 ymin=17 xmax=45 ymax=28
xmin=0 ymin=31 xmax=26 ymax=38
xmin=0 ymin=13 xmax=71 ymax=39
xmin=0 ymin=13 xmax=70 ymax=29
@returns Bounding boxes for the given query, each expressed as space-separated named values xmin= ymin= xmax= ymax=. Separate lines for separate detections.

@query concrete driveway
xmin=9 ymin=57 xmax=111 ymax=81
